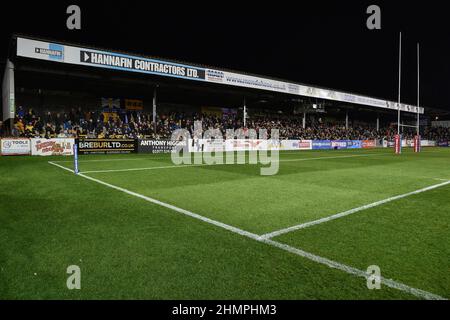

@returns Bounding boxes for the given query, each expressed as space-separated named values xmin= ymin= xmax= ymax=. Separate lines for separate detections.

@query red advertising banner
xmin=362 ymin=140 xmax=376 ymax=149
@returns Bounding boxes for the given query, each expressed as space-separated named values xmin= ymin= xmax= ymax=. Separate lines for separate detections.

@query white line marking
xmin=260 ymin=180 xmax=450 ymax=240
xmin=47 ymin=161 xmax=447 ymax=300
xmin=77 ymin=153 xmax=391 ymax=174
xmin=48 ymin=161 xmax=75 ymax=173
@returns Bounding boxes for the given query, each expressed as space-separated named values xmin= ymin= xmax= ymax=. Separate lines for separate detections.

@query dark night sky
xmin=1 ymin=1 xmax=450 ymax=110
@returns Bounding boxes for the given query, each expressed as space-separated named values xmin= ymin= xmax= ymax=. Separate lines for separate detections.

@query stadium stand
xmin=7 ymin=106 xmax=450 ymax=142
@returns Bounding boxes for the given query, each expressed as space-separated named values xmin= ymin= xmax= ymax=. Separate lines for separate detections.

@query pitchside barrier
xmin=3 ymin=138 xmax=446 ymax=156
xmin=77 ymin=138 xmax=137 ymax=154
xmin=185 ymin=139 xmax=377 ymax=153
xmin=383 ymin=139 xmax=436 ymax=149
xmin=0 ymin=138 xmax=31 ymax=155
xmin=0 ymin=138 xmax=74 ymax=156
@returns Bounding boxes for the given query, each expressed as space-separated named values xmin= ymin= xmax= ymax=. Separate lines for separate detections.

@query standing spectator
xmin=16 ymin=106 xmax=25 ymax=119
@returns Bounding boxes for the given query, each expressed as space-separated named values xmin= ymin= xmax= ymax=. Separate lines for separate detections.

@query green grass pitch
xmin=0 ymin=148 xmax=449 ymax=299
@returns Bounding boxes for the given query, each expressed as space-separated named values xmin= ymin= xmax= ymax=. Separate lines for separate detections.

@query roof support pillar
xmin=153 ymin=86 xmax=157 ymax=134
xmin=345 ymin=110 xmax=349 ymax=130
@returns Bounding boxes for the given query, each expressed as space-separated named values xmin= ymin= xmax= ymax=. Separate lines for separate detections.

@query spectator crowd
xmin=4 ymin=106 xmax=450 ymax=142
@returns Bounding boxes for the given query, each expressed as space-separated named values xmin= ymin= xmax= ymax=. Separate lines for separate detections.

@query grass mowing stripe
xmin=80 ymin=164 xmax=206 ymax=174
xmin=262 ymin=239 xmax=446 ymax=301
xmin=260 ymin=179 xmax=450 ymax=240
xmin=47 ymin=161 xmax=447 ymax=300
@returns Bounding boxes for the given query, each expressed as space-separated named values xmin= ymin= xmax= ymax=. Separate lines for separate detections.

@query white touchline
xmin=77 ymin=153 xmax=391 ymax=174
xmin=47 ymin=161 xmax=447 ymax=300
xmin=259 ymin=179 xmax=450 ymax=240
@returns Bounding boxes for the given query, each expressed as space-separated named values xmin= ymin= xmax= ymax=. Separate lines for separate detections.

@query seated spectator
xmin=10 ymin=105 xmax=450 ymax=142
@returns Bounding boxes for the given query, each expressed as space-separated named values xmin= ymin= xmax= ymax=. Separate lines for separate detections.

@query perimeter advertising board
xmin=188 ymin=139 xmax=313 ymax=152
xmin=362 ymin=140 xmax=377 ymax=148
xmin=0 ymin=138 xmax=31 ymax=155
xmin=312 ymin=140 xmax=332 ymax=150
xmin=77 ymin=139 xmax=136 ymax=154
xmin=31 ymin=138 xmax=75 ymax=156
xmin=138 ymin=140 xmax=186 ymax=154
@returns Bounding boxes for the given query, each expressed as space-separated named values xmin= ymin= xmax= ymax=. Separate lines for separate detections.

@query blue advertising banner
xmin=312 ymin=140 xmax=332 ymax=150
xmin=346 ymin=140 xmax=362 ymax=149
xmin=331 ymin=141 xmax=348 ymax=150
xmin=312 ymin=140 xmax=366 ymax=150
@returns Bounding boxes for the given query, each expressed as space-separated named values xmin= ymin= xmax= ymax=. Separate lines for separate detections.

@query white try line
xmin=47 ymin=160 xmax=447 ymax=300
xmin=259 ymin=179 xmax=450 ymax=240
xmin=77 ymin=153 xmax=391 ymax=174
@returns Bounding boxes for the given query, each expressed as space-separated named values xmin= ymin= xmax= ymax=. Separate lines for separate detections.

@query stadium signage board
xmin=77 ymin=139 xmax=137 ymax=154
xmin=362 ymin=140 xmax=377 ymax=148
xmin=331 ymin=141 xmax=348 ymax=149
xmin=312 ymin=140 xmax=332 ymax=150
xmin=17 ymin=38 xmax=205 ymax=82
xmin=0 ymin=138 xmax=31 ymax=155
xmin=16 ymin=37 xmax=423 ymax=114
xmin=345 ymin=140 xmax=363 ymax=149
xmin=138 ymin=139 xmax=184 ymax=154
xmin=420 ymin=140 xmax=436 ymax=147
xmin=30 ymin=138 xmax=75 ymax=156
xmin=188 ymin=139 xmax=313 ymax=152
xmin=283 ymin=140 xmax=312 ymax=150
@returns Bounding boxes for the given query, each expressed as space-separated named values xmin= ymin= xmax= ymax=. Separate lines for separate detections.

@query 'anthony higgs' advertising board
xmin=30 ymin=138 xmax=75 ymax=156
xmin=0 ymin=138 xmax=31 ymax=155
xmin=16 ymin=36 xmax=423 ymax=115
xmin=138 ymin=140 xmax=186 ymax=154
